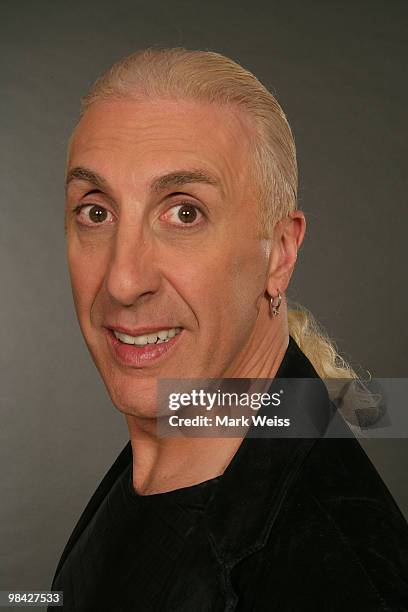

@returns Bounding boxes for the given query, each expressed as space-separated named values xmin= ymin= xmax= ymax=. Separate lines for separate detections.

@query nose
xmin=105 ymin=222 xmax=161 ymax=307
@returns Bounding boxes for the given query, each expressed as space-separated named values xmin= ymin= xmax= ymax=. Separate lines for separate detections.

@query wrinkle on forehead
xmin=68 ymin=98 xmax=255 ymax=200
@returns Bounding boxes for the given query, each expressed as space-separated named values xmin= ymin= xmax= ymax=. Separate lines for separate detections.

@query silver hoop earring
xmin=269 ymin=290 xmax=282 ymax=316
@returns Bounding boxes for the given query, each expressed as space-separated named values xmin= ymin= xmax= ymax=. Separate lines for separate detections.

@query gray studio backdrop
xmin=1 ymin=0 xmax=407 ymax=599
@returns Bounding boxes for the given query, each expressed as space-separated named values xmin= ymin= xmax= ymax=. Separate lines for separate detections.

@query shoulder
xmin=251 ymin=437 xmax=408 ymax=610
xmin=302 ymin=436 xmax=408 ymax=541
xmin=51 ymin=441 xmax=132 ymax=583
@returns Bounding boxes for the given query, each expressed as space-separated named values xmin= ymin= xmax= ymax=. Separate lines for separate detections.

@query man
xmin=50 ymin=48 xmax=408 ymax=610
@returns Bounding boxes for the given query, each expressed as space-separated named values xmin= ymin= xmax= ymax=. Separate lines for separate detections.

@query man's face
xmin=66 ymin=98 xmax=271 ymax=417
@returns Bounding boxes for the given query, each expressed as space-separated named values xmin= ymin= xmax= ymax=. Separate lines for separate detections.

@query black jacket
xmin=51 ymin=338 xmax=408 ymax=611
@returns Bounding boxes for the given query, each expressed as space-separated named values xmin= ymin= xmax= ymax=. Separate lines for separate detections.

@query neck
xmin=126 ymin=301 xmax=289 ymax=495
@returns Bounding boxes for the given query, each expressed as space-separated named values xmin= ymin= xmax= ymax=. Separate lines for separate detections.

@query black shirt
xmin=53 ymin=460 xmax=219 ymax=611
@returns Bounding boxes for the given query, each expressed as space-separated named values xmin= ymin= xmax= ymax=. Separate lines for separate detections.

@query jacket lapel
xmin=203 ymin=337 xmax=331 ymax=567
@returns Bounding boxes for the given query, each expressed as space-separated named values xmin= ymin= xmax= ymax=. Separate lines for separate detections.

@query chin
xmin=102 ymin=371 xmax=158 ymax=417
xmin=109 ymin=388 xmax=157 ymax=419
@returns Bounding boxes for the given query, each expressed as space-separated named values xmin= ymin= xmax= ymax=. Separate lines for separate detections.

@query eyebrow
xmin=150 ymin=170 xmax=221 ymax=194
xmin=65 ymin=166 xmax=222 ymax=195
xmin=65 ymin=167 xmax=107 ymax=191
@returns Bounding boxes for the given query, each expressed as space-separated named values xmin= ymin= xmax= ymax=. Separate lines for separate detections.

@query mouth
xmin=104 ymin=326 xmax=184 ymax=367
xmin=113 ymin=326 xmax=182 ymax=346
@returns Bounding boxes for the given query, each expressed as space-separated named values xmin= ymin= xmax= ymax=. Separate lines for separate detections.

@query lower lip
xmin=104 ymin=328 xmax=183 ymax=367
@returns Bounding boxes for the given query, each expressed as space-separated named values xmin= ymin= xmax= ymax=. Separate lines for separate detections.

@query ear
xmin=265 ymin=210 xmax=306 ymax=296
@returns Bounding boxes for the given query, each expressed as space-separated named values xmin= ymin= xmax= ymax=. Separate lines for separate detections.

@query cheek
xmin=225 ymin=249 xmax=268 ymax=346
xmin=67 ymin=239 xmax=106 ymax=316
xmin=172 ymin=242 xmax=267 ymax=340
xmin=170 ymin=238 xmax=267 ymax=303
xmin=228 ymin=244 xmax=268 ymax=305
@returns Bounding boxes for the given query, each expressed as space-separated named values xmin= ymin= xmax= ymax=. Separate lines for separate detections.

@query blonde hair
xmin=80 ymin=47 xmax=357 ymax=381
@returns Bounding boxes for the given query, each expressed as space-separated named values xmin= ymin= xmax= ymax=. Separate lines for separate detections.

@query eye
xmin=74 ymin=204 xmax=114 ymax=227
xmin=161 ymin=202 xmax=204 ymax=227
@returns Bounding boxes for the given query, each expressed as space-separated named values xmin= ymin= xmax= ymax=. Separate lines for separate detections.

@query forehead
xmin=68 ymin=98 xmax=254 ymax=195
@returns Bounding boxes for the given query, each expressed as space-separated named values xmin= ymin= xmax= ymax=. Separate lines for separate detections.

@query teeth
xmin=146 ymin=333 xmax=159 ymax=344
xmin=115 ymin=332 xmax=137 ymax=345
xmin=114 ymin=327 xmax=182 ymax=346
